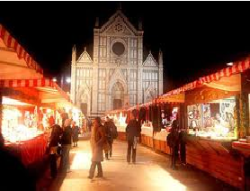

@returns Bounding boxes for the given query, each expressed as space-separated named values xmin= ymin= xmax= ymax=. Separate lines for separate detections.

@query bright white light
xmin=52 ymin=77 xmax=57 ymax=82
xmin=71 ymin=151 xmax=91 ymax=170
xmin=66 ymin=77 xmax=71 ymax=83
xmin=2 ymin=97 xmax=33 ymax=106
xmin=147 ymin=165 xmax=186 ymax=191
xmin=227 ymin=62 xmax=233 ymax=66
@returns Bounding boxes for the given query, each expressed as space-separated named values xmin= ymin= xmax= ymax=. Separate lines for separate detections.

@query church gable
xmin=77 ymin=48 xmax=93 ymax=64
xmin=109 ymin=68 xmax=127 ymax=84
xmin=100 ymin=10 xmax=138 ymax=36
xmin=143 ymin=53 xmax=158 ymax=67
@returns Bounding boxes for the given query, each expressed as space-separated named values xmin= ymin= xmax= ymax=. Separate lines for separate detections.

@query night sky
xmin=1 ymin=2 xmax=250 ymax=93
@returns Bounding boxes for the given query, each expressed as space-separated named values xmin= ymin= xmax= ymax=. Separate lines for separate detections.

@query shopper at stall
xmin=60 ymin=119 xmax=72 ymax=172
xmin=0 ymin=133 xmax=36 ymax=191
xmin=126 ymin=109 xmax=141 ymax=164
xmin=88 ymin=117 xmax=105 ymax=179
xmin=48 ymin=118 xmax=63 ymax=179
xmin=72 ymin=121 xmax=80 ymax=147
xmin=104 ymin=116 xmax=117 ymax=159
xmin=167 ymin=119 xmax=179 ymax=170
xmin=103 ymin=117 xmax=112 ymax=160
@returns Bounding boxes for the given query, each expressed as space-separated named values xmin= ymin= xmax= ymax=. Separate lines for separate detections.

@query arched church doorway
xmin=112 ymin=82 xmax=124 ymax=110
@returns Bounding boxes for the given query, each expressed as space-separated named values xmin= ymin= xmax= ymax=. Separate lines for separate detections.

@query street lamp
xmin=227 ymin=62 xmax=233 ymax=66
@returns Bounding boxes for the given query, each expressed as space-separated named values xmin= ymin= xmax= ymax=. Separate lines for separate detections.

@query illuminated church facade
xmin=70 ymin=8 xmax=163 ymax=117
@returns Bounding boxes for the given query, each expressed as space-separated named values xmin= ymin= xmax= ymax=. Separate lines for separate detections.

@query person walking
xmin=72 ymin=121 xmax=80 ymax=147
xmin=126 ymin=109 xmax=141 ymax=164
xmin=60 ymin=119 xmax=72 ymax=172
xmin=88 ymin=117 xmax=105 ymax=179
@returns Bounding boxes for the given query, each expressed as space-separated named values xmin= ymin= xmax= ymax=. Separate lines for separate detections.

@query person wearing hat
xmin=125 ymin=109 xmax=141 ymax=164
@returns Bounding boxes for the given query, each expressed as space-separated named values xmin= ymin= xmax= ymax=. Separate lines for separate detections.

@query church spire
xmin=118 ymin=2 xmax=122 ymax=10
xmin=72 ymin=45 xmax=76 ymax=65
xmin=95 ymin=17 xmax=99 ymax=28
xmin=138 ymin=17 xmax=143 ymax=31
xmin=158 ymin=49 xmax=163 ymax=66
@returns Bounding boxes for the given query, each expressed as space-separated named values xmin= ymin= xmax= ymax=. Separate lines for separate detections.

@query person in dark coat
xmin=104 ymin=116 xmax=117 ymax=159
xmin=48 ymin=118 xmax=63 ymax=179
xmin=0 ymin=133 xmax=36 ymax=191
xmin=103 ymin=117 xmax=112 ymax=160
xmin=88 ymin=117 xmax=106 ymax=179
xmin=167 ymin=120 xmax=180 ymax=170
xmin=60 ymin=119 xmax=72 ymax=172
xmin=126 ymin=109 xmax=141 ymax=164
xmin=72 ymin=121 xmax=80 ymax=147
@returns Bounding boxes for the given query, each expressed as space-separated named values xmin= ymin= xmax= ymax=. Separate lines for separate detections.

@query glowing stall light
xmin=227 ymin=62 xmax=233 ymax=66
xmin=52 ymin=77 xmax=57 ymax=82
xmin=2 ymin=97 xmax=33 ymax=106
xmin=118 ymin=112 xmax=127 ymax=126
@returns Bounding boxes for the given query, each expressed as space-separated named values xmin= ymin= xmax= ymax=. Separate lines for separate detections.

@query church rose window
xmin=112 ymin=42 xmax=125 ymax=56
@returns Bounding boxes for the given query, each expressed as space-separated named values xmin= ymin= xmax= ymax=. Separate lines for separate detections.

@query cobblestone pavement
xmin=39 ymin=140 xmax=237 ymax=191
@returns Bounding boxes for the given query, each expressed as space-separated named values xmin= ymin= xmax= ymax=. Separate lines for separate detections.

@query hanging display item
xmin=187 ymin=96 xmax=237 ymax=139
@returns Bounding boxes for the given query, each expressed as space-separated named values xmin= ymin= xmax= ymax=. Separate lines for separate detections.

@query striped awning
xmin=160 ymin=56 xmax=250 ymax=99
xmin=199 ymin=58 xmax=250 ymax=83
xmin=0 ymin=24 xmax=43 ymax=74
xmin=0 ymin=78 xmax=72 ymax=104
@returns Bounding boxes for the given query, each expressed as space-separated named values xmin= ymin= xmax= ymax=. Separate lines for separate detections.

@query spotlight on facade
xmin=52 ymin=77 xmax=57 ymax=82
xmin=227 ymin=62 xmax=233 ymax=66
xmin=66 ymin=77 xmax=71 ymax=83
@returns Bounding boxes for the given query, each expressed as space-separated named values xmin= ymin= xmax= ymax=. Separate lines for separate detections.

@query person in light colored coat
xmin=88 ymin=117 xmax=105 ymax=179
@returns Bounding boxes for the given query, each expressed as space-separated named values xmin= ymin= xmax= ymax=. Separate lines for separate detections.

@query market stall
xmin=0 ymin=23 xmax=48 ymax=166
xmin=149 ymin=93 xmax=186 ymax=154
xmin=0 ymin=78 xmax=73 ymax=166
xmin=181 ymin=59 xmax=250 ymax=190
xmin=0 ymin=24 xmax=43 ymax=80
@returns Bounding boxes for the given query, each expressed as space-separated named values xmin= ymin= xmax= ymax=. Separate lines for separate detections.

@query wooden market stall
xmin=0 ymin=78 xmax=73 ymax=166
xmin=166 ymin=57 xmax=250 ymax=190
xmin=0 ymin=24 xmax=75 ymax=166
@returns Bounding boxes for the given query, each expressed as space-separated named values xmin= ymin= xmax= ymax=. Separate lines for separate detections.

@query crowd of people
xmin=47 ymin=117 xmax=80 ymax=178
xmin=88 ymin=109 xmax=141 ymax=179
xmin=0 ymin=108 xmax=186 ymax=191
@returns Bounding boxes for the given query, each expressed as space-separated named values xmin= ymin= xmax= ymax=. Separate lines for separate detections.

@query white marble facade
xmin=70 ymin=9 xmax=164 ymax=117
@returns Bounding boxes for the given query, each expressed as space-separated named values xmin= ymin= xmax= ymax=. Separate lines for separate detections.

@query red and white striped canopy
xmin=0 ymin=24 xmax=43 ymax=75
xmin=0 ymin=78 xmax=72 ymax=104
xmin=199 ymin=58 xmax=250 ymax=83
xmin=160 ymin=56 xmax=250 ymax=99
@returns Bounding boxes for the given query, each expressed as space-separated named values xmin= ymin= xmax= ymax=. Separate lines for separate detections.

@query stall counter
xmin=186 ymin=135 xmax=245 ymax=190
xmin=153 ymin=129 xmax=170 ymax=154
xmin=117 ymin=125 xmax=126 ymax=141
xmin=5 ymin=133 xmax=47 ymax=166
